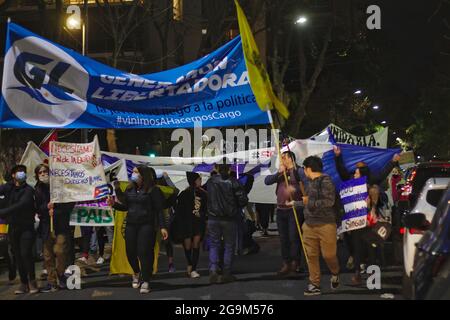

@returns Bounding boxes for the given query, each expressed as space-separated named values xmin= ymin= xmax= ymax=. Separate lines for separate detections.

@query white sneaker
xmin=140 ymin=282 xmax=150 ymax=294
xmin=190 ymin=271 xmax=200 ymax=278
xmin=132 ymin=274 xmax=140 ymax=289
xmin=96 ymin=257 xmax=105 ymax=265
xmin=42 ymin=269 xmax=48 ymax=275
xmin=360 ymin=264 xmax=367 ymax=274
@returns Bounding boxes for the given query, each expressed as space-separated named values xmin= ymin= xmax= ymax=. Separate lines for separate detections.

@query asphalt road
xmin=0 ymin=225 xmax=403 ymax=300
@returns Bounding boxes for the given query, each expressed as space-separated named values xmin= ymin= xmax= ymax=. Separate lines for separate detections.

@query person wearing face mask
xmin=33 ymin=163 xmax=67 ymax=293
xmin=0 ymin=165 xmax=38 ymax=294
xmin=107 ymin=165 xmax=168 ymax=294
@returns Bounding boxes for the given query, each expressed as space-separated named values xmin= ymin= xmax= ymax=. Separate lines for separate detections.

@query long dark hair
xmin=127 ymin=165 xmax=156 ymax=193
xmin=34 ymin=164 xmax=49 ymax=187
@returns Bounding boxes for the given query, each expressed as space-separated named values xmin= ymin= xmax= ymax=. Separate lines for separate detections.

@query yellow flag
xmin=235 ymin=0 xmax=289 ymax=119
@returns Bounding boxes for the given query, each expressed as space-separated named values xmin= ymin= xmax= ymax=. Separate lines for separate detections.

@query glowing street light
xmin=66 ymin=15 xmax=81 ymax=30
xmin=295 ymin=16 xmax=308 ymax=25
xmin=381 ymin=120 xmax=387 ymax=124
xmin=373 ymin=105 xmax=380 ymax=110
xmin=354 ymin=90 xmax=362 ymax=95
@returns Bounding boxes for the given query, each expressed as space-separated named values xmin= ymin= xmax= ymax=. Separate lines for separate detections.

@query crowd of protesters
xmin=0 ymin=146 xmax=402 ymax=296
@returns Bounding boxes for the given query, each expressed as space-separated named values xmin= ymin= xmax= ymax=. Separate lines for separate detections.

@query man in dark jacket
xmin=287 ymin=156 xmax=340 ymax=296
xmin=207 ymin=161 xmax=248 ymax=284
xmin=0 ymin=165 xmax=38 ymax=294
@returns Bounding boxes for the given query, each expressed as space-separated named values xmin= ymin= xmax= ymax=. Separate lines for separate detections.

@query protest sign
xmin=338 ymin=176 xmax=368 ymax=233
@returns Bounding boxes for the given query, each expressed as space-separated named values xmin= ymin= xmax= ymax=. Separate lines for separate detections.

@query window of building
xmin=173 ymin=0 xmax=183 ymax=21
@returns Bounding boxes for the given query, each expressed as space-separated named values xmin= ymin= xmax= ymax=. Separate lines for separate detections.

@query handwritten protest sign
xmin=338 ymin=176 xmax=368 ymax=234
xmin=50 ymin=136 xmax=108 ymax=203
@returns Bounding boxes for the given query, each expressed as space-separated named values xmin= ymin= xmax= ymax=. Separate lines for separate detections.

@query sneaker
xmin=40 ymin=283 xmax=58 ymax=293
xmin=209 ymin=271 xmax=219 ymax=284
xmin=29 ymin=281 xmax=39 ymax=294
xmin=14 ymin=284 xmax=28 ymax=295
xmin=330 ymin=274 xmax=340 ymax=290
xmin=190 ymin=270 xmax=201 ymax=278
xmin=304 ymin=283 xmax=321 ymax=296
xmin=346 ymin=256 xmax=355 ymax=270
xmin=96 ymin=256 xmax=105 ymax=265
xmin=168 ymin=264 xmax=176 ymax=273
xmin=132 ymin=273 xmax=140 ymax=289
xmin=140 ymin=282 xmax=150 ymax=294
xmin=360 ymin=264 xmax=366 ymax=274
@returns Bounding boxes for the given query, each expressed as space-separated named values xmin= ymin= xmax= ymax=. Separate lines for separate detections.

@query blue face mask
xmin=15 ymin=171 xmax=26 ymax=182
xmin=131 ymin=172 xmax=141 ymax=183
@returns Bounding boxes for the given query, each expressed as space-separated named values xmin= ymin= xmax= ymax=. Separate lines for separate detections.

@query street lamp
xmin=373 ymin=105 xmax=379 ymax=110
xmin=354 ymin=90 xmax=362 ymax=95
xmin=381 ymin=120 xmax=387 ymax=124
xmin=295 ymin=16 xmax=308 ymax=25
xmin=67 ymin=4 xmax=88 ymax=142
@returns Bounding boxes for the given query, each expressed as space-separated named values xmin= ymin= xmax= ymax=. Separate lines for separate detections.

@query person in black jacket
xmin=108 ymin=165 xmax=168 ymax=294
xmin=206 ymin=161 xmax=248 ymax=284
xmin=0 ymin=165 xmax=38 ymax=294
xmin=175 ymin=172 xmax=207 ymax=278
xmin=34 ymin=164 xmax=74 ymax=292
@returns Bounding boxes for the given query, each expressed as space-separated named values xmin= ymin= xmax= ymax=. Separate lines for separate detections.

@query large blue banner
xmin=0 ymin=22 xmax=270 ymax=128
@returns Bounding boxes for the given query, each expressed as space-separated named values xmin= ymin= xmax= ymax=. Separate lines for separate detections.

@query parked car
xmin=401 ymin=177 xmax=450 ymax=298
xmin=404 ymin=185 xmax=450 ymax=299
xmin=398 ymin=162 xmax=450 ymax=212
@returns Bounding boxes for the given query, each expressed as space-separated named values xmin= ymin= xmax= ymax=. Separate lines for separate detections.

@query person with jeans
xmin=0 ymin=165 xmax=38 ymax=294
xmin=206 ymin=161 xmax=248 ymax=284
xmin=108 ymin=165 xmax=168 ymax=294
xmin=287 ymin=156 xmax=340 ymax=296
xmin=264 ymin=151 xmax=307 ymax=275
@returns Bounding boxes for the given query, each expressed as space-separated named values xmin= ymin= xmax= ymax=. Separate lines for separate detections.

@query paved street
xmin=0 ymin=225 xmax=403 ymax=300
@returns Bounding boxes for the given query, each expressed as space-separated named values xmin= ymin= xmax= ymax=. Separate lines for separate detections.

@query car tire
xmin=402 ymin=270 xmax=413 ymax=300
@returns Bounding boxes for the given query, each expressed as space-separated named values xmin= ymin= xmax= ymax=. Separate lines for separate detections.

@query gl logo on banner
xmin=2 ymin=36 xmax=89 ymax=127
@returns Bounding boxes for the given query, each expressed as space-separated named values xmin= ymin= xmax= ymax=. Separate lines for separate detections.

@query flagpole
xmin=266 ymin=108 xmax=309 ymax=267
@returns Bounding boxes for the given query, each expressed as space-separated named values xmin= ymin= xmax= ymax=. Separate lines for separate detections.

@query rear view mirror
xmin=403 ymin=213 xmax=430 ymax=231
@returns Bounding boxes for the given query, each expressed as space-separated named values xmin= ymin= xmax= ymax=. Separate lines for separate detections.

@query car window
xmin=426 ymin=189 xmax=445 ymax=207
xmin=430 ymin=189 xmax=450 ymax=235
xmin=413 ymin=167 xmax=450 ymax=194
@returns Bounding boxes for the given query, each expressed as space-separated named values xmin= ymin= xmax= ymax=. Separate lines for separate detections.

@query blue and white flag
xmin=338 ymin=176 xmax=368 ymax=233
xmin=0 ymin=22 xmax=269 ymax=128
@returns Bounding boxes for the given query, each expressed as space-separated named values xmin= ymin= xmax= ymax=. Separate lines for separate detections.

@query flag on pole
xmin=39 ymin=129 xmax=58 ymax=155
xmin=234 ymin=0 xmax=290 ymax=119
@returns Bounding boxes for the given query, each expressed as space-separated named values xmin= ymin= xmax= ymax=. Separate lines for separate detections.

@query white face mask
xmin=40 ymin=175 xmax=49 ymax=184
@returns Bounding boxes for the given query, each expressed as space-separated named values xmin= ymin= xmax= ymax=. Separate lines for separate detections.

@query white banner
xmin=70 ymin=202 xmax=114 ymax=226
xmin=20 ymin=141 xmax=48 ymax=186
xmin=50 ymin=136 xmax=108 ymax=203
xmin=311 ymin=123 xmax=388 ymax=148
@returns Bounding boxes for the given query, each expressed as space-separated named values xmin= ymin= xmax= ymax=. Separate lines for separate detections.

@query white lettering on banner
xmin=339 ymin=184 xmax=368 ymax=198
xmin=343 ymin=200 xmax=368 ymax=213
xmin=91 ymin=72 xmax=248 ymax=102
xmin=344 ymin=216 xmax=367 ymax=232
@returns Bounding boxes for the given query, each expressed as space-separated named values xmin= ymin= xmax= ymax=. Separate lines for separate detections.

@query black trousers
xmin=125 ymin=223 xmax=156 ymax=282
xmin=255 ymin=203 xmax=274 ymax=230
xmin=9 ymin=226 xmax=36 ymax=285
xmin=276 ymin=208 xmax=304 ymax=264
